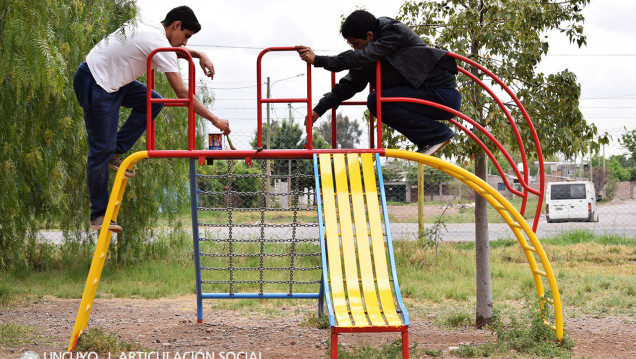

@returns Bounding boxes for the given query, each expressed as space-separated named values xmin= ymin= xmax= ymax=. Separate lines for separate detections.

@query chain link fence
xmin=38 ymin=125 xmax=636 ymax=245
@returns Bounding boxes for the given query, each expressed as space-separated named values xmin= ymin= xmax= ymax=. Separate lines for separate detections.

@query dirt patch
xmin=0 ymin=297 xmax=634 ymax=358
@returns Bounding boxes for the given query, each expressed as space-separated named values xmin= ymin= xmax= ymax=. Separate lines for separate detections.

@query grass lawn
xmin=1 ymin=229 xmax=634 ymax=358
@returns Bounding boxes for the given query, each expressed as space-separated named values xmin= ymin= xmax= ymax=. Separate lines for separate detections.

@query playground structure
xmin=68 ymin=47 xmax=562 ymax=359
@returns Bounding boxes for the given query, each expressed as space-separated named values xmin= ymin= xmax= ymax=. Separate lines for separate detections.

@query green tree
xmin=316 ymin=113 xmax=363 ymax=149
xmin=398 ymin=0 xmax=608 ymax=327
xmin=407 ymin=165 xmax=453 ymax=200
xmin=251 ymin=118 xmax=328 ymax=191
xmin=0 ymin=0 xmax=136 ymax=269
xmin=608 ymin=157 xmax=630 ymax=182
xmin=382 ymin=160 xmax=406 ymax=182
xmin=620 ymin=128 xmax=636 ymax=161
xmin=0 ymin=0 xmax=212 ymax=269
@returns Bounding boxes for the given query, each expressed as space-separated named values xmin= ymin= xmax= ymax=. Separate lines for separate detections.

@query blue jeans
xmin=73 ymin=62 xmax=164 ymax=220
xmin=367 ymin=85 xmax=462 ymax=147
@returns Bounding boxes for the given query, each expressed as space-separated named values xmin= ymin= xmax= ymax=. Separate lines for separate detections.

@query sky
xmin=135 ymin=0 xmax=636 ymax=156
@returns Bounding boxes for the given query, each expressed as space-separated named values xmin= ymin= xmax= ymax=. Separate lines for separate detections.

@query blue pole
xmin=189 ymin=159 xmax=204 ymax=322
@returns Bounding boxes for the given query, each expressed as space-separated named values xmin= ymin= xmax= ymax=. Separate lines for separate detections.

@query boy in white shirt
xmin=73 ymin=6 xmax=229 ymax=233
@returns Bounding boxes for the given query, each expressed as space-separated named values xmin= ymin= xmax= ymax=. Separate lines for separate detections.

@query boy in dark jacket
xmin=296 ymin=10 xmax=461 ymax=155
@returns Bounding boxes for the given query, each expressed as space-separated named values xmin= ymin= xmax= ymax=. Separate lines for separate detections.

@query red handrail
xmin=256 ymin=47 xmax=313 ymax=149
xmin=329 ymin=72 xmax=375 ymax=149
xmin=373 ymin=53 xmax=545 ymax=231
xmin=447 ymin=52 xmax=545 ymax=232
xmin=144 ymin=46 xmax=545 ymax=232
xmin=146 ymin=48 xmax=196 ymax=151
xmin=448 ymin=53 xmax=545 ymax=231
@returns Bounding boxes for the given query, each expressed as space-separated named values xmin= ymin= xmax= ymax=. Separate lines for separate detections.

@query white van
xmin=545 ymin=181 xmax=599 ymax=223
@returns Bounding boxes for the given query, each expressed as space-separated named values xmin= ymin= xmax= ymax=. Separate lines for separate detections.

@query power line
xmin=547 ymin=54 xmax=636 ymax=57
xmin=188 ymin=43 xmax=338 ymax=53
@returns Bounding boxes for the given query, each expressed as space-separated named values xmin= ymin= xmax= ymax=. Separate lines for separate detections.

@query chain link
xmin=258 ymin=160 xmax=267 ymax=295
xmin=202 ymin=266 xmax=321 ymax=272
xmin=202 ymin=280 xmax=322 ymax=285
xmin=200 ymin=237 xmax=319 ymax=243
xmin=201 ymin=252 xmax=320 ymax=258
xmin=198 ymin=190 xmax=311 ymax=197
xmin=197 ymin=173 xmax=314 ymax=180
xmin=199 ymin=222 xmax=318 ymax=228
xmin=195 ymin=158 xmax=322 ymax=296
xmin=226 ymin=160 xmax=235 ymax=295
xmin=198 ymin=206 xmax=316 ymax=212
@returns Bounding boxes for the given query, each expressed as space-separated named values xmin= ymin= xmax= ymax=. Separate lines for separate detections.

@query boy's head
xmin=341 ymin=10 xmax=378 ymax=50
xmin=162 ymin=6 xmax=201 ymax=47
xmin=162 ymin=6 xmax=201 ymax=33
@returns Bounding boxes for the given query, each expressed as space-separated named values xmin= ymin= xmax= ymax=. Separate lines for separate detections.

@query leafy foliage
xmin=0 ymin=0 xmax=209 ymax=269
xmin=316 ymin=112 xmax=363 ymax=149
xmin=0 ymin=0 xmax=135 ymax=269
xmin=251 ymin=118 xmax=328 ymax=192
xmin=396 ymin=0 xmax=609 ymax=160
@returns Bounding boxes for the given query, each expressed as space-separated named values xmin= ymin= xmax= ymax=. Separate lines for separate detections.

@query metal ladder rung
xmin=522 ymin=244 xmax=537 ymax=253
xmin=534 ymin=269 xmax=547 ymax=277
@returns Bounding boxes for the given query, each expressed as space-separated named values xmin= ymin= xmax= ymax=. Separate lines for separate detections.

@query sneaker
xmin=90 ymin=216 xmax=122 ymax=233
xmin=109 ymin=154 xmax=135 ymax=178
xmin=417 ymin=139 xmax=451 ymax=156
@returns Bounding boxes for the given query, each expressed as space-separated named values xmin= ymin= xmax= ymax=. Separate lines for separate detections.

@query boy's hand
xmin=199 ymin=54 xmax=215 ymax=79
xmin=295 ymin=45 xmax=315 ymax=65
xmin=305 ymin=111 xmax=319 ymax=130
xmin=212 ymin=117 xmax=231 ymax=135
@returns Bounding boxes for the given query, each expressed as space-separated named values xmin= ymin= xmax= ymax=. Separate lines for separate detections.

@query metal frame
xmin=68 ymin=46 xmax=561 ymax=352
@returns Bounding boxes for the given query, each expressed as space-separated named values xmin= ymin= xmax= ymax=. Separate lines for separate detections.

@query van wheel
xmin=547 ymin=217 xmax=553 ymax=223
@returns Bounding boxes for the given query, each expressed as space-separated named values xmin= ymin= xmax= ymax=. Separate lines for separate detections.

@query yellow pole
xmin=417 ymin=163 xmax=425 ymax=241
xmin=68 ymin=151 xmax=149 ymax=351
xmin=384 ymin=149 xmax=563 ymax=340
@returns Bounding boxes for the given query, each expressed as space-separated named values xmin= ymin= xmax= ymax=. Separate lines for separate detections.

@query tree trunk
xmin=474 ymin=152 xmax=492 ymax=328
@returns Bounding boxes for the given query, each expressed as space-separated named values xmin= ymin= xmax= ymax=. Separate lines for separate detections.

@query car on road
xmin=545 ymin=181 xmax=599 ymax=223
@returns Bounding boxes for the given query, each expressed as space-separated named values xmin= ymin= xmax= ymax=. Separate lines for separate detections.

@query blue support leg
xmin=189 ymin=159 xmax=204 ymax=323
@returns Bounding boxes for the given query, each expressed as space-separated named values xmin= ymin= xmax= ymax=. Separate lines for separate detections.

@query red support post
xmin=330 ymin=330 xmax=338 ymax=359
xmin=402 ymin=330 xmax=409 ymax=359
xmin=256 ymin=47 xmax=313 ymax=150
xmin=375 ymin=61 xmax=383 ymax=148
xmin=146 ymin=47 xmax=195 ymax=151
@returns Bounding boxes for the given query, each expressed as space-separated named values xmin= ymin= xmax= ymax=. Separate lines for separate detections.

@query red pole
xmin=146 ymin=48 xmax=195 ymax=151
xmin=306 ymin=61 xmax=313 ymax=150
xmin=375 ymin=61 xmax=383 ymax=148
xmin=331 ymin=72 xmax=337 ymax=149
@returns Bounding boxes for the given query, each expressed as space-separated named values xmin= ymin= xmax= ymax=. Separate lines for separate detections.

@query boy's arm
xmin=184 ymin=47 xmax=215 ymax=79
xmin=312 ymin=69 xmax=368 ymax=118
xmin=164 ymin=72 xmax=230 ymax=135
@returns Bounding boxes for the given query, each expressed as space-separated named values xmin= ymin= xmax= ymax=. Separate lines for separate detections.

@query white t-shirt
xmin=86 ymin=17 xmax=179 ymax=93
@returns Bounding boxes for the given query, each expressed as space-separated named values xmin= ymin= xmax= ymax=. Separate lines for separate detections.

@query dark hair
xmin=341 ymin=10 xmax=378 ymax=39
xmin=162 ymin=6 xmax=201 ymax=33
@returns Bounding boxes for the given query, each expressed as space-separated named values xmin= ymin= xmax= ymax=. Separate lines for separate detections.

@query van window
xmin=551 ymin=184 xmax=587 ymax=200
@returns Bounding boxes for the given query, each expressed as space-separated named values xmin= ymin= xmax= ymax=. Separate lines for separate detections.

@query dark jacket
xmin=313 ymin=17 xmax=457 ymax=116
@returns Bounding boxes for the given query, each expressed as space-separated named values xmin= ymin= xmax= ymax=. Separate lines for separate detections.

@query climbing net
xmin=191 ymin=158 xmax=323 ymax=298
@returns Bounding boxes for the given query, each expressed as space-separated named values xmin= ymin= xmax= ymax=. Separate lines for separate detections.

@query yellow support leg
xmin=385 ymin=149 xmax=563 ymax=341
xmin=68 ymin=151 xmax=148 ymax=351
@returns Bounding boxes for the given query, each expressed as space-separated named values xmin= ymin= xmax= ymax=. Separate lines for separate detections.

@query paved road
xmin=40 ymin=200 xmax=636 ymax=244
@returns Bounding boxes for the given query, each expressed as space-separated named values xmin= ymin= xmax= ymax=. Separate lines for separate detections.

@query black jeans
xmin=367 ymin=85 xmax=462 ymax=147
xmin=73 ymin=62 xmax=163 ymax=220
